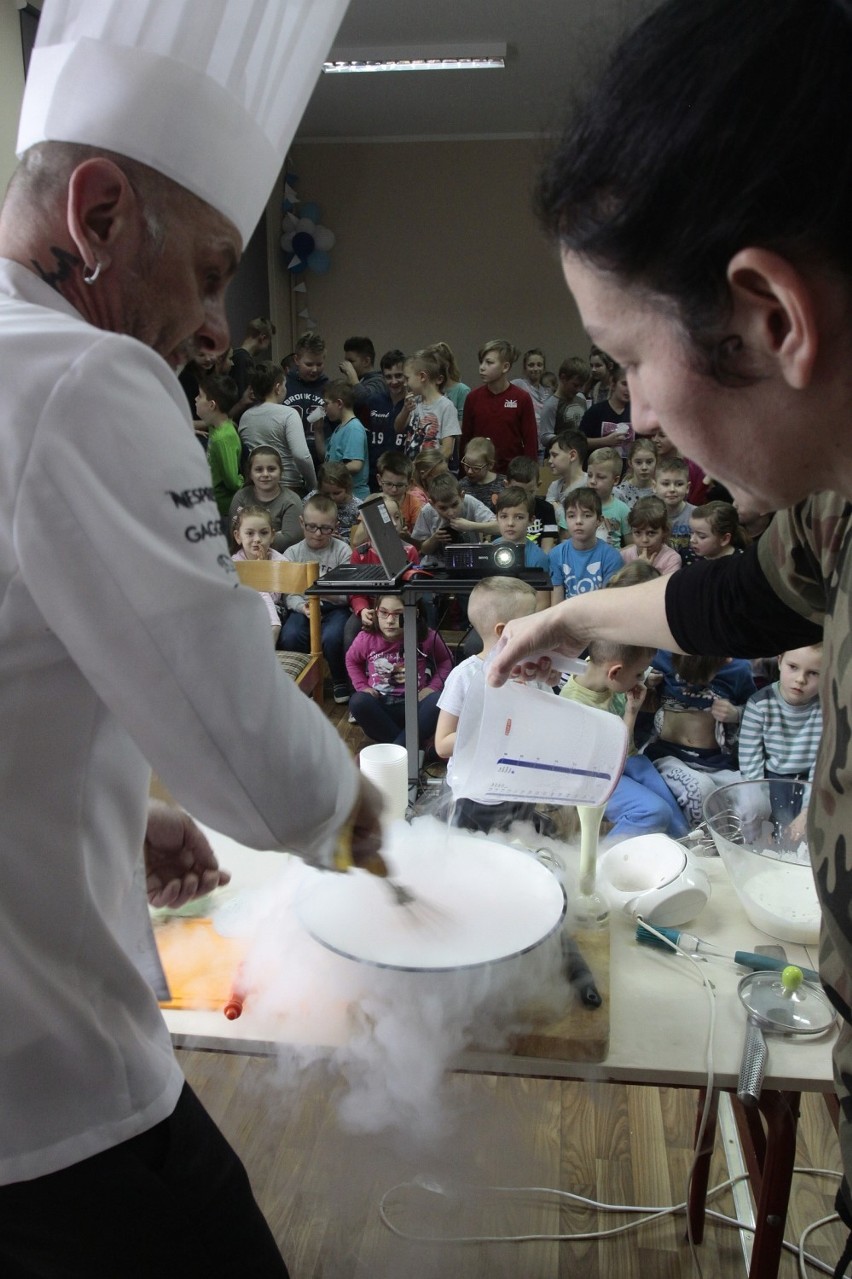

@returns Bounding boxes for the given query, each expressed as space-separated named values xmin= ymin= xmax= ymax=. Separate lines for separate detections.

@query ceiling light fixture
xmin=323 ymin=42 xmax=507 ymax=74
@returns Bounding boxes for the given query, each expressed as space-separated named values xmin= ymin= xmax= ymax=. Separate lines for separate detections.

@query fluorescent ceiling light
xmin=323 ymin=42 xmax=506 ymax=74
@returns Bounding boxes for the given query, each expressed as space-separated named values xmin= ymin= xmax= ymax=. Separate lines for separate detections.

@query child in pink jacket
xmin=345 ymin=594 xmax=453 ymax=746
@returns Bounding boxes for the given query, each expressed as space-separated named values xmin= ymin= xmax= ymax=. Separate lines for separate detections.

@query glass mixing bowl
xmin=703 ymin=779 xmax=820 ymax=944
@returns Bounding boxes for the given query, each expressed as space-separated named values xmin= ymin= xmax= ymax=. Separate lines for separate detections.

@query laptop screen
xmin=357 ymin=494 xmax=412 ymax=580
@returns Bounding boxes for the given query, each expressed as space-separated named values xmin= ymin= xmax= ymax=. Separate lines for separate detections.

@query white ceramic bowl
xmin=597 ymin=834 xmax=711 ymax=927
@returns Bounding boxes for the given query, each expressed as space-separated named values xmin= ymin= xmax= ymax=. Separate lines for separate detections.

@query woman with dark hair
xmin=491 ymin=0 xmax=852 ymax=1261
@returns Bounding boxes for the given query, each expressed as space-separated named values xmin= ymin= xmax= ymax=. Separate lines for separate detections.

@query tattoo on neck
xmin=30 ymin=247 xmax=82 ymax=292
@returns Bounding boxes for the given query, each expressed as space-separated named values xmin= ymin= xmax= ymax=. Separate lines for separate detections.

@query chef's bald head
xmin=1 ymin=137 xmax=241 ymax=368
xmin=9 ymin=142 xmax=182 ymax=254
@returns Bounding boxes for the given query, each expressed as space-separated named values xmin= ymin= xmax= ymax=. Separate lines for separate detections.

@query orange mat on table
xmin=154 ymin=917 xmax=248 ymax=1011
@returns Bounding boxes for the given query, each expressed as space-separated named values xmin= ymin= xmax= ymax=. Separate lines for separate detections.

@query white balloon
xmin=313 ymin=225 xmax=336 ymax=251
xmin=295 ymin=217 xmax=316 ymax=233
xmin=280 ymin=232 xmax=294 ymax=252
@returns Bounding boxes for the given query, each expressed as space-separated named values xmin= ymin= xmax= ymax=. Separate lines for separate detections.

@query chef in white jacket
xmin=0 ymin=3 xmax=383 ymax=1275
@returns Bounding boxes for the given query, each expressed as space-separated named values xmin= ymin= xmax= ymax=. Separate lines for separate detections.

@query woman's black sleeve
xmin=664 ymin=545 xmax=822 ymax=657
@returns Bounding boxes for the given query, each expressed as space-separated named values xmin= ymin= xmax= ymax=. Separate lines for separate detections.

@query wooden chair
xmin=235 ymin=559 xmax=324 ymax=706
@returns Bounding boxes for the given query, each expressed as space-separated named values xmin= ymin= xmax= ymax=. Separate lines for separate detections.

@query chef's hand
xmin=347 ymin=775 xmax=387 ymax=875
xmin=144 ymin=801 xmax=231 ymax=909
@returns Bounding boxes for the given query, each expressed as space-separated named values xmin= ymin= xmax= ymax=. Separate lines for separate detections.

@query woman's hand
xmin=487 ymin=605 xmax=586 ymax=687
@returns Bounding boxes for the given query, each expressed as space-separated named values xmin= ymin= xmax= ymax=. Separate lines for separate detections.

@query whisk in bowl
xmin=334 ymin=827 xmax=447 ymax=927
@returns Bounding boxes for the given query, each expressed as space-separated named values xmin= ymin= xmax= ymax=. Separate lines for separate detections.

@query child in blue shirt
xmin=549 ymin=487 xmax=622 ymax=603
xmin=586 ymin=446 xmax=632 ymax=548
xmin=494 ymin=486 xmax=551 ymax=610
xmin=320 ymin=379 xmax=369 ymax=500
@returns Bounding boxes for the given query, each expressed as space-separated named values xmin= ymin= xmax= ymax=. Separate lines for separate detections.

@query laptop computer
xmin=319 ymin=493 xmax=415 ymax=589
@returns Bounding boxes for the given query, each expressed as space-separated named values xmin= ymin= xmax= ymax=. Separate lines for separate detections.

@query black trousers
xmin=0 ymin=1083 xmax=288 ymax=1279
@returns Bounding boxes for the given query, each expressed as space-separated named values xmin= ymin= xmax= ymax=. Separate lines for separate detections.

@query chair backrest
xmin=234 ymin=559 xmax=322 ymax=657
xmin=234 ymin=558 xmax=319 ymax=596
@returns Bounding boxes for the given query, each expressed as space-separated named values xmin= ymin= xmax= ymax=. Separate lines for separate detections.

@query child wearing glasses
xmin=305 ymin=462 xmax=361 ymax=544
xmin=458 ymin=436 xmax=507 ymax=509
xmin=346 ymin=594 xmax=453 ymax=746
xmin=346 ymin=498 xmax=420 ymax=644
xmin=351 ymin=451 xmax=424 ymax=548
xmin=280 ymin=494 xmax=353 ymax=703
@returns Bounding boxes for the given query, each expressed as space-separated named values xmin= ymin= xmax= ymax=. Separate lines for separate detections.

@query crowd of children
xmin=211 ymin=328 xmax=823 ymax=840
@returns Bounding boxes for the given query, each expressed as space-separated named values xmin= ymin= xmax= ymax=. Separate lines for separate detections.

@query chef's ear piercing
xmin=82 ymin=259 xmax=102 ymax=286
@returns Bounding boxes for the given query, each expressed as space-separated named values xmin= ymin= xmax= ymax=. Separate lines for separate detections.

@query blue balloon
xmin=292 ymin=230 xmax=315 ymax=257
xmin=300 ymin=202 xmax=322 ymax=223
xmin=307 ymin=249 xmax=331 ymax=275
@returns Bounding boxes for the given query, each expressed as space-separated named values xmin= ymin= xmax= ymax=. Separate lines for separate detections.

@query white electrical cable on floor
xmin=378 ymin=919 xmax=848 ymax=1277
xmin=379 ymin=1173 xmax=847 ymax=1275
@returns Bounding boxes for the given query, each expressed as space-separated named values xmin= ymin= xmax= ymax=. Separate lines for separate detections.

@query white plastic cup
xmin=359 ymin=743 xmax=408 ymax=821
xmin=451 ymin=662 xmax=627 ymax=807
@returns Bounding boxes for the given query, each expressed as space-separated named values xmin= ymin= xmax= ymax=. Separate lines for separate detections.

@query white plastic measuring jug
xmin=451 ymin=653 xmax=628 ymax=807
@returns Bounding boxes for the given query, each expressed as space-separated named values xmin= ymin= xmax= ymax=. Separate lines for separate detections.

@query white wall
xmin=272 ymin=138 xmax=589 ymax=384
xmin=0 ymin=22 xmax=590 ymax=383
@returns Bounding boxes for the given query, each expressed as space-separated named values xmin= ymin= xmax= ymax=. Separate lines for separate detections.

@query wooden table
xmin=160 ymin=829 xmax=836 ymax=1279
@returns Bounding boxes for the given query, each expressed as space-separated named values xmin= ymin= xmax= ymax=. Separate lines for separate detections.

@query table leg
xmin=733 ymin=1097 xmax=767 ymax=1187
xmin=688 ymin=1086 xmax=719 ymax=1245
xmin=402 ymin=598 xmax=419 ymax=805
xmin=732 ymin=1089 xmax=801 ymax=1279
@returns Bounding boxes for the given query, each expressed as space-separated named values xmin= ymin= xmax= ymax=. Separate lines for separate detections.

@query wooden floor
xmin=175 ymin=682 xmax=847 ymax=1279
xmin=178 ymin=1050 xmax=845 ymax=1278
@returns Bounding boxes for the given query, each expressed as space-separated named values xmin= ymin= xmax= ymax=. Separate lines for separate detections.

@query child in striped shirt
xmin=738 ymin=644 xmax=823 ymax=831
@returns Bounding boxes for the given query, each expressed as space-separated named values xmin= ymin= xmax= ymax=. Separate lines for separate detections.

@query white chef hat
xmin=16 ymin=0 xmax=349 ymax=245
